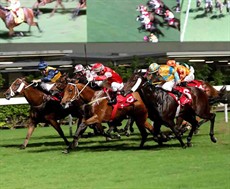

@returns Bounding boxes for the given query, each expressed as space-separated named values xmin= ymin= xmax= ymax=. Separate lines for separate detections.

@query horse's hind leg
xmin=199 ymin=112 xmax=217 ymax=143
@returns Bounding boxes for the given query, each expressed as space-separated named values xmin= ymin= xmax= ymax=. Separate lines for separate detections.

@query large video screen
xmin=0 ymin=0 xmax=229 ymax=43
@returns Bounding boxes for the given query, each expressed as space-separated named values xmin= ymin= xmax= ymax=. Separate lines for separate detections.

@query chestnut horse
xmin=123 ymin=71 xmax=217 ymax=148
xmin=3 ymin=78 xmax=81 ymax=149
xmin=60 ymin=81 xmax=154 ymax=153
xmin=0 ymin=5 xmax=42 ymax=36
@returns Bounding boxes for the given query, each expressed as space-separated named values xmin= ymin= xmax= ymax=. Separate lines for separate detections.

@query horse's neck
xmin=23 ymin=85 xmax=46 ymax=106
xmin=78 ymin=84 xmax=96 ymax=102
xmin=0 ymin=9 xmax=6 ymax=20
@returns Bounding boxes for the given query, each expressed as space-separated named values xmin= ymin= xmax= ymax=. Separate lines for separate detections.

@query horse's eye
xmin=68 ymin=89 xmax=72 ymax=93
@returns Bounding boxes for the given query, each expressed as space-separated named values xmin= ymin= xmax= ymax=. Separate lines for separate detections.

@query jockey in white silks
xmin=164 ymin=10 xmax=175 ymax=25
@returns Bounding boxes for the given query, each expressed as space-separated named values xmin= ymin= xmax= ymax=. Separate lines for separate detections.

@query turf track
xmin=0 ymin=0 xmax=87 ymax=43
xmin=181 ymin=0 xmax=230 ymax=41
xmin=87 ymin=0 xmax=180 ymax=42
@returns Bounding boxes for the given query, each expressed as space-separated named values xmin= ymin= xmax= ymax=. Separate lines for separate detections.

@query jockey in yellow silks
xmin=146 ymin=62 xmax=183 ymax=97
xmin=166 ymin=60 xmax=195 ymax=85
xmin=32 ymin=61 xmax=62 ymax=93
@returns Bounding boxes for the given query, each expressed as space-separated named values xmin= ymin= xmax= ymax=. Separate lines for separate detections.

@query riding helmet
xmin=38 ymin=61 xmax=48 ymax=70
xmin=148 ymin=63 xmax=160 ymax=73
xmin=91 ymin=63 xmax=105 ymax=73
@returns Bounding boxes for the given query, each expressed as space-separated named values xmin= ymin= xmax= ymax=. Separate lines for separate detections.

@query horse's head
xmin=4 ymin=78 xmax=27 ymax=100
xmin=123 ymin=70 xmax=147 ymax=93
xmin=55 ymin=72 xmax=69 ymax=91
xmin=60 ymin=81 xmax=79 ymax=108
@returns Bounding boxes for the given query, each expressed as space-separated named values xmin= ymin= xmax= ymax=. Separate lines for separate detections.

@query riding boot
xmin=171 ymin=88 xmax=182 ymax=98
xmin=180 ymin=81 xmax=187 ymax=87
xmin=108 ymin=91 xmax=117 ymax=105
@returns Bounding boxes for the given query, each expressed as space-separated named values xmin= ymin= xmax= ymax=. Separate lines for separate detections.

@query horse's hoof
xmin=19 ymin=145 xmax=26 ymax=149
xmin=106 ymin=137 xmax=112 ymax=141
xmin=62 ymin=149 xmax=70 ymax=154
xmin=211 ymin=136 xmax=217 ymax=143
xmin=187 ymin=142 xmax=193 ymax=147
xmin=125 ymin=132 xmax=130 ymax=137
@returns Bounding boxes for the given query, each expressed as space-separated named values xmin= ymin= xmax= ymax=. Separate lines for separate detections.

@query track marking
xmin=181 ymin=0 xmax=191 ymax=42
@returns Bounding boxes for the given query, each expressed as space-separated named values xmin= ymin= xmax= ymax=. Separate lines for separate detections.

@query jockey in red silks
xmin=89 ymin=63 xmax=124 ymax=105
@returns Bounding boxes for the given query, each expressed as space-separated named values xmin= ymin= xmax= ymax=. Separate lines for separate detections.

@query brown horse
xmin=60 ymin=81 xmax=154 ymax=153
xmin=123 ymin=71 xmax=218 ymax=148
xmin=32 ymin=0 xmax=65 ymax=17
xmin=3 ymin=78 xmax=81 ymax=149
xmin=0 ymin=5 xmax=42 ymax=36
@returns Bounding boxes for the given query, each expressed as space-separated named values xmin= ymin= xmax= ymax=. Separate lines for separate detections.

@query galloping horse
xmin=3 ymin=78 xmax=80 ymax=149
xmin=51 ymin=73 xmax=133 ymax=138
xmin=123 ymin=71 xmax=217 ymax=148
xmin=60 ymin=81 xmax=154 ymax=153
xmin=0 ymin=5 xmax=42 ymax=36
xmin=32 ymin=0 xmax=65 ymax=17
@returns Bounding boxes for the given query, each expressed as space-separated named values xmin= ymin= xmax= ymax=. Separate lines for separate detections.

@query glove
xmin=32 ymin=79 xmax=41 ymax=83
xmin=86 ymin=73 xmax=94 ymax=82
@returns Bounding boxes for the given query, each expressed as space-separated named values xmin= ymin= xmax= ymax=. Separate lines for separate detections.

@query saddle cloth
xmin=110 ymin=94 xmax=136 ymax=121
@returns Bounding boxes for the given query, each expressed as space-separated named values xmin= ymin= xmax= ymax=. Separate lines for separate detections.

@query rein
xmin=68 ymin=81 xmax=90 ymax=102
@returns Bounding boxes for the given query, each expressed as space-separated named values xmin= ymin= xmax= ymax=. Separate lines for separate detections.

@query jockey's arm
xmin=94 ymin=72 xmax=112 ymax=81
xmin=41 ymin=70 xmax=56 ymax=82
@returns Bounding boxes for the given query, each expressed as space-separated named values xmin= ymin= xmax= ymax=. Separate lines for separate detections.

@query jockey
xmin=89 ymin=63 xmax=124 ymax=105
xmin=167 ymin=60 xmax=195 ymax=85
xmin=148 ymin=33 xmax=158 ymax=42
xmin=176 ymin=0 xmax=180 ymax=12
xmin=164 ymin=10 xmax=175 ymax=25
xmin=74 ymin=64 xmax=86 ymax=77
xmin=5 ymin=0 xmax=21 ymax=17
xmin=148 ymin=0 xmax=161 ymax=10
xmin=205 ymin=0 xmax=213 ymax=8
xmin=32 ymin=61 xmax=62 ymax=94
xmin=147 ymin=63 xmax=182 ymax=97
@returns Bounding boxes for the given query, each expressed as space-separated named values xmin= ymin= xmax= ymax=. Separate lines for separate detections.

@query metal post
xmin=68 ymin=114 xmax=73 ymax=137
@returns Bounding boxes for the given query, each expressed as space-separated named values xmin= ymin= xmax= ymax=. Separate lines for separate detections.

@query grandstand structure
xmin=0 ymin=42 xmax=229 ymax=89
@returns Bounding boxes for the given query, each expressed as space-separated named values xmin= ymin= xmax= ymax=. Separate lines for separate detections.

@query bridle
xmin=9 ymin=79 xmax=34 ymax=97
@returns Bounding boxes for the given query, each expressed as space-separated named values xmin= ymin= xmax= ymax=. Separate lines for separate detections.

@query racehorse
xmin=0 ymin=5 xmax=42 ymax=36
xmin=52 ymin=72 xmax=134 ymax=138
xmin=60 ymin=81 xmax=155 ymax=153
xmin=3 ymin=78 xmax=81 ymax=149
xmin=123 ymin=71 xmax=218 ymax=148
xmin=32 ymin=0 xmax=65 ymax=18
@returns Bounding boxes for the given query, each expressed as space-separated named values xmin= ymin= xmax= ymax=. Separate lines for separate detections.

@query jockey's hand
xmin=32 ymin=79 xmax=41 ymax=83
xmin=86 ymin=73 xmax=94 ymax=82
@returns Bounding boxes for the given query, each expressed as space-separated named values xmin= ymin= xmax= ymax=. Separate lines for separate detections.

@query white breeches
xmin=111 ymin=82 xmax=124 ymax=92
xmin=161 ymin=80 xmax=175 ymax=91
xmin=40 ymin=82 xmax=55 ymax=91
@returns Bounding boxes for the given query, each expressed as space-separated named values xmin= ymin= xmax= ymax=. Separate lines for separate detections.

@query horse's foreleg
xmin=20 ymin=120 xmax=36 ymax=149
xmin=208 ymin=113 xmax=217 ymax=143
xmin=49 ymin=119 xmax=69 ymax=146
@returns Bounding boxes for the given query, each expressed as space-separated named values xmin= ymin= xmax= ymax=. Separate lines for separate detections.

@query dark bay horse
xmin=123 ymin=71 xmax=217 ymax=148
xmin=60 ymin=81 xmax=154 ymax=153
xmin=0 ymin=5 xmax=42 ymax=36
xmin=3 ymin=78 xmax=81 ymax=149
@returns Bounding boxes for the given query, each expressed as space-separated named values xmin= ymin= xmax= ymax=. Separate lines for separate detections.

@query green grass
xmin=87 ymin=0 xmax=180 ymax=42
xmin=181 ymin=0 xmax=230 ymax=41
xmin=0 ymin=112 xmax=230 ymax=189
